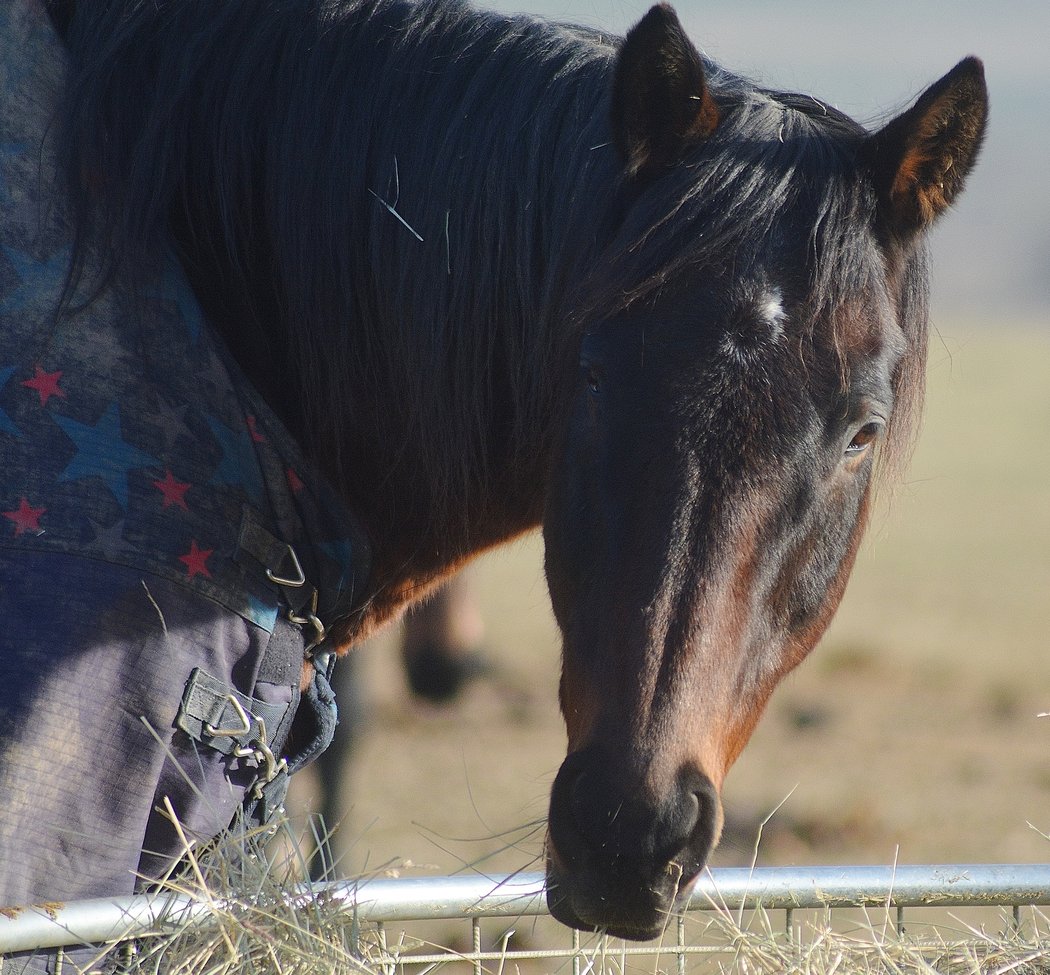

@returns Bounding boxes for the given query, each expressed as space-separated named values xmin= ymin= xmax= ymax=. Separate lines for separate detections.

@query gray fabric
xmin=0 ymin=0 xmax=368 ymax=914
xmin=0 ymin=552 xmax=281 ymax=904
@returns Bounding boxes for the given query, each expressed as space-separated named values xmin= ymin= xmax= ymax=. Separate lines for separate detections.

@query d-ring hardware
xmin=222 ymin=712 xmax=288 ymax=798
xmin=266 ymin=544 xmax=306 ymax=588
xmin=204 ymin=694 xmax=252 ymax=739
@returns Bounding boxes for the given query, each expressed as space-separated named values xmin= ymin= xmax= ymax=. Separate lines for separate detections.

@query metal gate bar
xmin=328 ymin=864 xmax=1050 ymax=920
xmin=2 ymin=864 xmax=1049 ymax=956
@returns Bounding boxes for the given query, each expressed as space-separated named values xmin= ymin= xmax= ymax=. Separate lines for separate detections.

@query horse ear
xmin=611 ymin=3 xmax=720 ymax=180
xmin=861 ymin=57 xmax=988 ymax=238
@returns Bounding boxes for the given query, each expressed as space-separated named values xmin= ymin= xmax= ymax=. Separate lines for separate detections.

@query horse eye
xmin=845 ymin=421 xmax=882 ymax=457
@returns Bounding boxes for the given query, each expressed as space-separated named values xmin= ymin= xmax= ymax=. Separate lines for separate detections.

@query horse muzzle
xmin=544 ymin=748 xmax=722 ymax=939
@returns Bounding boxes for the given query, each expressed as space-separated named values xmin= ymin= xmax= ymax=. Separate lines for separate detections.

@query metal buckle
xmin=204 ymin=694 xmax=252 ymax=739
xmin=288 ymin=588 xmax=326 ymax=649
xmin=240 ymin=714 xmax=288 ymax=799
xmin=266 ymin=544 xmax=307 ymax=588
xmin=267 ymin=545 xmax=327 ymax=649
xmin=203 ymin=694 xmax=288 ymax=799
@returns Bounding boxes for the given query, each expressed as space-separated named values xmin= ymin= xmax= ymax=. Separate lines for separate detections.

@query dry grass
xmin=87 ymin=818 xmax=375 ymax=975
xmin=696 ymin=908 xmax=1050 ymax=975
xmin=74 ymin=816 xmax=1050 ymax=975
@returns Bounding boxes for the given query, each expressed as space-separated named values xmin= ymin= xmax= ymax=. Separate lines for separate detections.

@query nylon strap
xmin=175 ymin=668 xmax=294 ymax=759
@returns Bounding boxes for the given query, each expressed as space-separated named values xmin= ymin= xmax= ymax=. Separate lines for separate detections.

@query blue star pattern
xmin=53 ymin=402 xmax=161 ymax=510
xmin=0 ymin=0 xmax=370 ymax=917
xmin=0 ymin=2 xmax=368 ymax=634
xmin=205 ymin=414 xmax=265 ymax=505
xmin=89 ymin=517 xmax=131 ymax=561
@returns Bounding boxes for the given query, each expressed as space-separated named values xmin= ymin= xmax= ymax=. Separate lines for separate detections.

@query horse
xmin=6 ymin=0 xmax=984 ymax=941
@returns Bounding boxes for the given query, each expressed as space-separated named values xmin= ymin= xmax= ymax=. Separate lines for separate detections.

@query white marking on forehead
xmin=759 ymin=288 xmax=786 ymax=341
xmin=719 ymin=287 xmax=789 ymax=365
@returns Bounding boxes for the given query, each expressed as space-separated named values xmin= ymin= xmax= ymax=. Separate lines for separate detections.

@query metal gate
xmin=3 ymin=865 xmax=1050 ymax=972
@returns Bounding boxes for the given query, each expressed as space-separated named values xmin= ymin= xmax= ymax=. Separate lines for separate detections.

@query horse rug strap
xmin=176 ymin=668 xmax=298 ymax=817
xmin=0 ymin=0 xmax=368 ymax=916
xmin=173 ymin=650 xmax=340 ymax=828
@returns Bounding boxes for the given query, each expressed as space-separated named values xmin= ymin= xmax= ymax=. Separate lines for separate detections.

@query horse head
xmin=542 ymin=4 xmax=987 ymax=939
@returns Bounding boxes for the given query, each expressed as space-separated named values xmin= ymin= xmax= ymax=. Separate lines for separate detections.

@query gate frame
xmin=3 ymin=864 xmax=1050 ymax=959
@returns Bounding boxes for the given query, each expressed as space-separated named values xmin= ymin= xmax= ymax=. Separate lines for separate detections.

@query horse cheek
xmin=558 ymin=661 xmax=602 ymax=752
xmin=719 ymin=477 xmax=874 ymax=780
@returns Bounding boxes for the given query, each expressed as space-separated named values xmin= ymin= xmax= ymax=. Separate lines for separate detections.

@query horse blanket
xmin=0 ymin=0 xmax=369 ymax=922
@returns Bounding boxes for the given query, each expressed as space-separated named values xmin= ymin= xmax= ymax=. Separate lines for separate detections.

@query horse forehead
xmin=658 ymin=285 xmax=900 ymax=472
xmin=717 ymin=284 xmax=789 ymax=352
xmin=757 ymin=289 xmax=787 ymax=333
xmin=730 ymin=270 xmax=904 ymax=380
xmin=827 ymin=282 xmax=908 ymax=377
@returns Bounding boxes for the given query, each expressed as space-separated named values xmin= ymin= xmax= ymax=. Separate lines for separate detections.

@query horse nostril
xmin=641 ymin=767 xmax=721 ymax=880
xmin=654 ymin=786 xmax=699 ymax=860
xmin=550 ymin=752 xmax=721 ymax=881
xmin=680 ymin=770 xmax=721 ymax=872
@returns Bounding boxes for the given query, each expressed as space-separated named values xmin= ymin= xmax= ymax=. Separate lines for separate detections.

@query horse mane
xmin=56 ymin=0 xmax=624 ymax=556
xmin=54 ymin=0 xmax=927 ymax=569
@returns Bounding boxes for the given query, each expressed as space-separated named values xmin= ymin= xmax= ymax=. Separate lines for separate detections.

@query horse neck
xmin=253 ymin=6 xmax=624 ymax=640
xmin=56 ymin=0 xmax=623 ymax=642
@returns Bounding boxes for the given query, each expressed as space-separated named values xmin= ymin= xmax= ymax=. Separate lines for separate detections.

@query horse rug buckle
xmin=175 ymin=669 xmax=293 ymax=802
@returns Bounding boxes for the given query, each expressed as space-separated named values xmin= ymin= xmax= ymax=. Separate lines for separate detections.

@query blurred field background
xmin=293 ymin=0 xmax=1049 ymax=895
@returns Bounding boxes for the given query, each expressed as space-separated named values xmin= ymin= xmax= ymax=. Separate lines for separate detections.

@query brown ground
xmin=289 ymin=325 xmax=1050 ymax=885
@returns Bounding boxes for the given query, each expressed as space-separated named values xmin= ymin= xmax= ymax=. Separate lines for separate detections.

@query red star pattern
xmin=286 ymin=467 xmax=304 ymax=495
xmin=246 ymin=414 xmax=266 ymax=443
xmin=21 ymin=364 xmax=65 ymax=406
xmin=3 ymin=497 xmax=45 ymax=536
xmin=178 ymin=539 xmax=213 ymax=579
xmin=154 ymin=469 xmax=191 ymax=510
